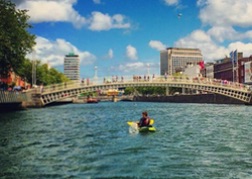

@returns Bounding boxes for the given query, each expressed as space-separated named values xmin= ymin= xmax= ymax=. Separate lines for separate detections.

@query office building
xmin=160 ymin=47 xmax=203 ymax=75
xmin=64 ymin=53 xmax=80 ymax=81
xmin=202 ymin=63 xmax=214 ymax=79
xmin=213 ymin=52 xmax=249 ymax=83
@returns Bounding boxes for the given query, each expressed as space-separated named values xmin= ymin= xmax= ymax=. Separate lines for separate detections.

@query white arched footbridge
xmin=35 ymin=76 xmax=252 ymax=106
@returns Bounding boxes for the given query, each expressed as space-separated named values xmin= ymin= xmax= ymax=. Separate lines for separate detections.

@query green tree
xmin=135 ymin=86 xmax=166 ymax=95
xmin=124 ymin=87 xmax=135 ymax=95
xmin=0 ymin=0 xmax=35 ymax=77
xmin=124 ymin=86 xmax=166 ymax=95
xmin=18 ymin=59 xmax=69 ymax=85
xmin=17 ymin=58 xmax=32 ymax=83
xmin=47 ymin=68 xmax=69 ymax=85
xmin=36 ymin=63 xmax=50 ymax=85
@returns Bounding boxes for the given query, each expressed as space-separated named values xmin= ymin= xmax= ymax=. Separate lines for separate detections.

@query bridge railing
xmin=151 ymin=76 xmax=251 ymax=92
xmin=40 ymin=75 xmax=251 ymax=94
xmin=41 ymin=80 xmax=88 ymax=94
xmin=0 ymin=90 xmax=32 ymax=103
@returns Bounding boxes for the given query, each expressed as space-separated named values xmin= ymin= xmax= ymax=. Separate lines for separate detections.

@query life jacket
xmin=145 ymin=117 xmax=150 ymax=126
xmin=140 ymin=117 xmax=150 ymax=127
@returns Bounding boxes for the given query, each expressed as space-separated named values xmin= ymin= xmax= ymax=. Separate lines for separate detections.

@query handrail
xmin=0 ymin=90 xmax=32 ymax=103
xmin=1 ymin=76 xmax=250 ymax=105
xmin=40 ymin=75 xmax=251 ymax=94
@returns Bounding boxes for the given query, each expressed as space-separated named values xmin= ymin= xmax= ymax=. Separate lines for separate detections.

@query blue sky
xmin=13 ymin=0 xmax=252 ymax=79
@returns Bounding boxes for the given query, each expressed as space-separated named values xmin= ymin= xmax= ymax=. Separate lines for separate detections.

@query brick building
xmin=203 ymin=52 xmax=252 ymax=84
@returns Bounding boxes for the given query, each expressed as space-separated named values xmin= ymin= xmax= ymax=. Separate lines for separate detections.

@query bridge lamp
xmin=94 ymin=66 xmax=98 ymax=81
xmin=147 ymin=63 xmax=150 ymax=76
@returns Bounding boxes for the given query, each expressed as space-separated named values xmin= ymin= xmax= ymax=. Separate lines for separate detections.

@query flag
xmin=233 ymin=50 xmax=238 ymax=63
xmin=198 ymin=60 xmax=204 ymax=69
xmin=230 ymin=51 xmax=234 ymax=63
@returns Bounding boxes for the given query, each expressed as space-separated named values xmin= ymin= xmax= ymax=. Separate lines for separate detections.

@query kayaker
xmin=138 ymin=111 xmax=150 ymax=127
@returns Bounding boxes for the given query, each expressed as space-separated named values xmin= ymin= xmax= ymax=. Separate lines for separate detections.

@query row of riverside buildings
xmin=2 ymin=48 xmax=250 ymax=88
xmin=41 ymin=48 xmax=252 ymax=86
xmin=160 ymin=47 xmax=252 ymax=85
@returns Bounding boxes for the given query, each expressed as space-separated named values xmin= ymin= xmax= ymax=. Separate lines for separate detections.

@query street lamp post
xmin=32 ymin=49 xmax=36 ymax=87
xmin=147 ymin=63 xmax=150 ymax=76
xmin=94 ymin=66 xmax=98 ymax=83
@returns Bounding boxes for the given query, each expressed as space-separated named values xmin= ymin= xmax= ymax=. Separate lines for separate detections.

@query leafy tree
xmin=135 ymin=86 xmax=166 ymax=95
xmin=168 ymin=87 xmax=182 ymax=95
xmin=0 ymin=0 xmax=35 ymax=77
xmin=36 ymin=63 xmax=49 ymax=85
xmin=17 ymin=58 xmax=32 ymax=84
xmin=18 ymin=59 xmax=69 ymax=85
xmin=124 ymin=87 xmax=135 ymax=95
xmin=124 ymin=86 xmax=166 ymax=95
xmin=47 ymin=68 xmax=69 ymax=85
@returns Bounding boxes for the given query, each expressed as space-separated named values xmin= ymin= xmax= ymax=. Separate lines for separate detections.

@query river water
xmin=0 ymin=102 xmax=252 ymax=178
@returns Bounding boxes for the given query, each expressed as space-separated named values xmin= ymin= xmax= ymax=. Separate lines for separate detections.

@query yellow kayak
xmin=127 ymin=119 xmax=156 ymax=132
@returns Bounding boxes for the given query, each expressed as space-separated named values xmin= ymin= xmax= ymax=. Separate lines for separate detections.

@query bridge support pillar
xmin=31 ymin=93 xmax=44 ymax=107
xmin=166 ymin=87 xmax=169 ymax=96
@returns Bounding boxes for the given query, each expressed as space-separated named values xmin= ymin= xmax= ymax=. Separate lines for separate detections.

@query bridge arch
xmin=38 ymin=76 xmax=252 ymax=106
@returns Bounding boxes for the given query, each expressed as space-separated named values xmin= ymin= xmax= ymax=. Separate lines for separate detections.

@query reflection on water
xmin=1 ymin=102 xmax=252 ymax=178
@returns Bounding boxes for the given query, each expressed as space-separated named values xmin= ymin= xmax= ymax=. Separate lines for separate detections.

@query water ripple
xmin=1 ymin=102 xmax=252 ymax=178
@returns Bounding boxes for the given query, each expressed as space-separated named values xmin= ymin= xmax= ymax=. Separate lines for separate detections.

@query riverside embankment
xmin=0 ymin=93 xmax=247 ymax=112
xmin=0 ymin=90 xmax=34 ymax=111
xmin=134 ymin=93 xmax=245 ymax=105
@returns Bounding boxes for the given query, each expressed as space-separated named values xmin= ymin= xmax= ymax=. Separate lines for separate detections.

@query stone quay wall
xmin=134 ymin=94 xmax=245 ymax=105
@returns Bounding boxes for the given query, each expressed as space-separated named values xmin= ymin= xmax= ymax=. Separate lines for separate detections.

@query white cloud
xmin=126 ymin=45 xmax=138 ymax=60
xmin=16 ymin=1 xmax=131 ymax=31
xmin=118 ymin=62 xmax=145 ymax=73
xmin=17 ymin=0 xmax=86 ymax=28
xmin=207 ymin=26 xmax=252 ymax=42
xmin=175 ymin=30 xmax=228 ymax=62
xmin=164 ymin=0 xmax=179 ymax=6
xmin=207 ymin=26 xmax=238 ymax=42
xmin=116 ymin=62 xmax=160 ymax=75
xmin=228 ymin=42 xmax=252 ymax=57
xmin=32 ymin=36 xmax=96 ymax=66
xmin=175 ymin=29 xmax=252 ymax=62
xmin=88 ymin=12 xmax=130 ymax=31
xmin=198 ymin=0 xmax=252 ymax=27
xmin=93 ymin=0 xmax=101 ymax=4
xmin=88 ymin=12 xmax=110 ymax=31
xmin=178 ymin=0 xmax=252 ymax=62
xmin=169 ymin=0 xmax=252 ymax=63
xmin=149 ymin=40 xmax=166 ymax=51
